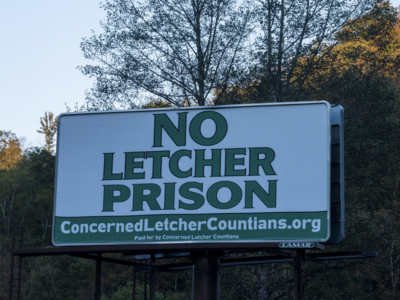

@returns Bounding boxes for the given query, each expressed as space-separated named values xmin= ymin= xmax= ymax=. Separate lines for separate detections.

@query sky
xmin=0 ymin=0 xmax=105 ymax=148
xmin=1 ymin=0 xmax=400 ymax=148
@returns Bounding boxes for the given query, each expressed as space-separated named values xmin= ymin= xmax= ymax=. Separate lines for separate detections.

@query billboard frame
xmin=52 ymin=101 xmax=331 ymax=247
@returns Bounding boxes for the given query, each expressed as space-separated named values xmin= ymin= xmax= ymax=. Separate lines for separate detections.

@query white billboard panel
xmin=53 ymin=102 xmax=330 ymax=246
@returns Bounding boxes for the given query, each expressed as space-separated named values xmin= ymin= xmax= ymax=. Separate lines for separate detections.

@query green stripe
xmin=54 ymin=212 xmax=328 ymax=245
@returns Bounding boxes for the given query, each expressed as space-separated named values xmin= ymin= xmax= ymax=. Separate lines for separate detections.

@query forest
xmin=2 ymin=0 xmax=400 ymax=299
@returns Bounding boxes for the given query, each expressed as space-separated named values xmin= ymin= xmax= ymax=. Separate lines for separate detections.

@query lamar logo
xmin=279 ymin=242 xmax=315 ymax=248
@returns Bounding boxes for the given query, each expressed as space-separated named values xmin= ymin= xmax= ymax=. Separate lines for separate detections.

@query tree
xmin=80 ymin=0 xmax=253 ymax=109
xmin=338 ymin=0 xmax=400 ymax=55
xmin=141 ymin=98 xmax=174 ymax=109
xmin=214 ymin=0 xmax=377 ymax=105
xmin=37 ymin=112 xmax=58 ymax=154
xmin=286 ymin=1 xmax=400 ymax=106
xmin=0 ymin=167 xmax=25 ymax=237
xmin=302 ymin=70 xmax=400 ymax=299
xmin=294 ymin=3 xmax=400 ymax=298
xmin=0 ymin=130 xmax=22 ymax=170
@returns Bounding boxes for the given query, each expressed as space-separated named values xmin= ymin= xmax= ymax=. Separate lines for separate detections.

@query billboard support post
xmin=8 ymin=223 xmax=15 ymax=300
xmin=95 ymin=254 xmax=102 ymax=300
xmin=144 ymin=272 xmax=147 ymax=299
xmin=9 ymin=223 xmax=24 ymax=300
xmin=16 ymin=223 xmax=24 ymax=300
xmin=192 ymin=253 xmax=220 ymax=300
xmin=132 ymin=270 xmax=136 ymax=300
xmin=150 ymin=254 xmax=155 ymax=300
xmin=294 ymin=250 xmax=304 ymax=300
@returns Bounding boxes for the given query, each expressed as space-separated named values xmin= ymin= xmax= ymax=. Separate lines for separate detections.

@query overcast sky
xmin=1 ymin=0 xmax=400 ymax=148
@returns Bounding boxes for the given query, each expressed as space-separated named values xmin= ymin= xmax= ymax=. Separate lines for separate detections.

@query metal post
xmin=95 ymin=254 xmax=102 ymax=300
xmin=144 ymin=272 xmax=147 ymax=300
xmin=150 ymin=254 xmax=155 ymax=300
xmin=9 ymin=223 xmax=16 ymax=300
xmin=294 ymin=250 xmax=303 ymax=300
xmin=16 ymin=224 xmax=24 ymax=300
xmin=132 ymin=270 xmax=136 ymax=300
xmin=192 ymin=252 xmax=220 ymax=300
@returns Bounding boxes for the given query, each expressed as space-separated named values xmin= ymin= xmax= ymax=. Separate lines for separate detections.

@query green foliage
xmin=37 ymin=111 xmax=58 ymax=154
xmin=0 ymin=130 xmax=22 ymax=170
xmin=101 ymin=281 xmax=165 ymax=300
xmin=142 ymin=99 xmax=174 ymax=109
xmin=338 ymin=0 xmax=399 ymax=52
xmin=215 ymin=0 xmax=394 ymax=106
xmin=0 ymin=146 xmax=57 ymax=299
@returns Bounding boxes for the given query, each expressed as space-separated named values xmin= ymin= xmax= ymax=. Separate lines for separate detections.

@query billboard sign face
xmin=52 ymin=102 xmax=331 ymax=246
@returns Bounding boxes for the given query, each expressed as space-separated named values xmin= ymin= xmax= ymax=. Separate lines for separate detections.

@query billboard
xmin=52 ymin=102 xmax=331 ymax=246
